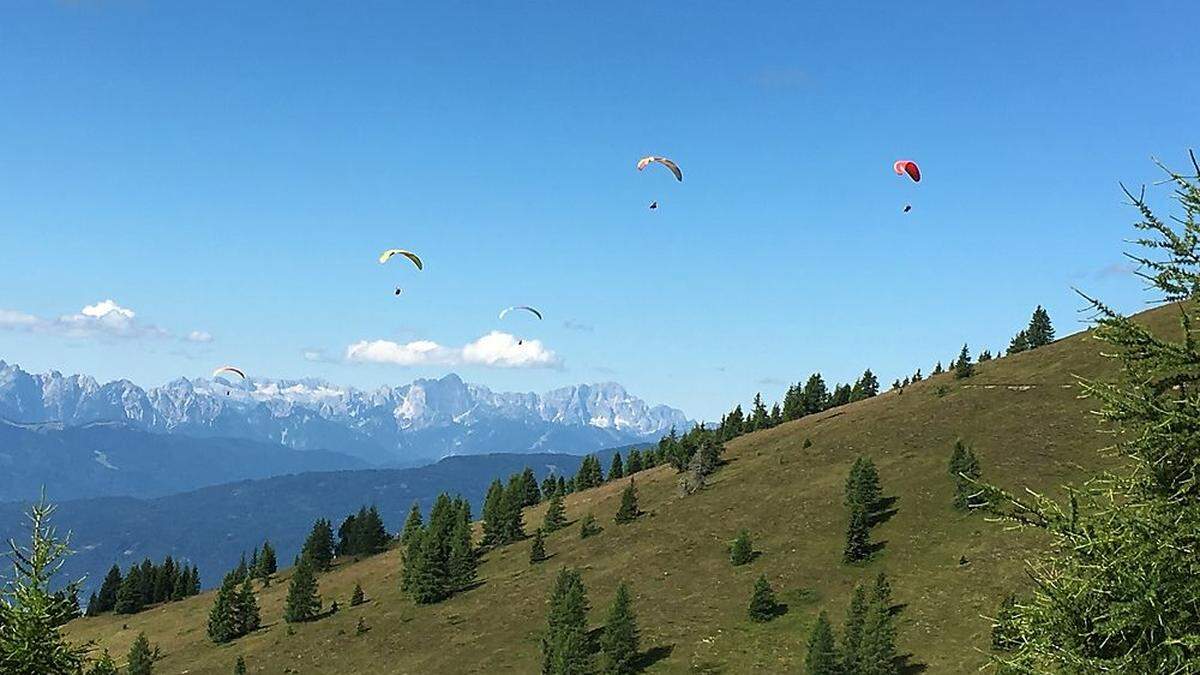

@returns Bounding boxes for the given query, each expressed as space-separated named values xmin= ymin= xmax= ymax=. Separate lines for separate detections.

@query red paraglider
xmin=893 ymin=160 xmax=921 ymax=183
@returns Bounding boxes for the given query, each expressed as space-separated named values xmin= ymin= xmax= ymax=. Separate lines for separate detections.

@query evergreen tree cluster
xmin=804 ymin=573 xmax=901 ymax=674
xmin=482 ymin=474 xmax=528 ymax=546
xmin=206 ymin=569 xmax=261 ymax=644
xmin=283 ymin=556 xmax=321 ymax=623
xmin=402 ymin=493 xmax=477 ymax=605
xmin=87 ymin=556 xmax=200 ymax=617
xmin=1007 ymin=305 xmax=1055 ymax=355
xmin=336 ymin=505 xmax=390 ymax=559
xmin=300 ymin=518 xmax=336 ymax=571
xmin=541 ymin=569 xmax=641 ymax=675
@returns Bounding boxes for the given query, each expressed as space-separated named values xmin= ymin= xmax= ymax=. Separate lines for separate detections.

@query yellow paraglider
xmin=378 ymin=249 xmax=424 ymax=270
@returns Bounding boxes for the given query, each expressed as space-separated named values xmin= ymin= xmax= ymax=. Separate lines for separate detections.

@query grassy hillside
xmin=62 ymin=306 xmax=1179 ymax=674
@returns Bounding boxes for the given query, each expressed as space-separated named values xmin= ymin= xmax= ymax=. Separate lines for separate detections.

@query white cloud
xmin=0 ymin=300 xmax=207 ymax=343
xmin=461 ymin=331 xmax=560 ymax=368
xmin=345 ymin=331 xmax=561 ymax=369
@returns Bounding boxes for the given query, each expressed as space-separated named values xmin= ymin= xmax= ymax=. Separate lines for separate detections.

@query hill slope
xmin=63 ymin=307 xmax=1175 ymax=673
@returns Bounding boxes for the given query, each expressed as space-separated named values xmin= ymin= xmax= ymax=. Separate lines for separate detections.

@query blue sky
xmin=1 ymin=2 xmax=1196 ymax=420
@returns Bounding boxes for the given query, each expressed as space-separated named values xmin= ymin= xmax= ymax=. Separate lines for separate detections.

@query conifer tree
xmin=803 ymin=373 xmax=831 ymax=415
xmin=844 ymin=456 xmax=881 ymax=514
xmin=85 ymin=591 xmax=99 ymax=618
xmin=932 ymin=360 xmax=944 ymax=375
xmin=283 ymin=557 xmax=320 ymax=623
xmin=543 ymin=492 xmax=567 ymax=532
xmin=979 ymin=349 xmax=993 ymax=362
xmin=448 ymin=514 xmax=477 ymax=591
xmin=859 ymin=572 xmax=897 ymax=674
xmin=233 ymin=577 xmax=260 ymax=636
xmin=747 ymin=574 xmax=778 ymax=622
xmin=912 ymin=368 xmax=923 ymax=382
xmin=579 ymin=513 xmax=600 ymax=539
xmin=830 ymin=383 xmax=853 ymax=407
xmin=301 ymin=518 xmax=335 ymax=572
xmin=529 ymin=528 xmax=547 ymax=564
xmin=608 ymin=453 xmax=624 ymax=481
xmin=782 ymin=382 xmax=804 ymax=421
xmin=954 ymin=343 xmax=975 ymax=379
xmin=351 ymin=582 xmax=365 ymax=607
xmin=114 ymin=567 xmax=143 ymax=615
xmin=1025 ymin=305 xmax=1055 ymax=348
xmin=1007 ymin=330 xmax=1029 ymax=355
xmin=841 ymin=583 xmax=868 ymax=673
xmin=729 ymin=529 xmax=753 ymax=566
xmin=233 ymin=656 xmax=247 ymax=675
xmin=401 ymin=502 xmax=424 ymax=548
xmin=0 ymin=496 xmax=91 ymax=674
xmin=990 ymin=593 xmax=1019 ymax=652
xmin=206 ymin=578 xmax=237 ymax=644
xmin=600 ymin=582 xmax=640 ymax=675
xmin=626 ymin=449 xmax=643 ymax=475
xmin=948 ymin=439 xmax=982 ymax=510
xmin=541 ymin=568 xmax=591 ymax=675
xmin=977 ymin=161 xmax=1200 ymax=671
xmin=93 ymin=564 xmax=122 ymax=614
xmin=843 ymin=508 xmax=871 ymax=563
xmin=614 ymin=479 xmax=640 ymax=524
xmin=521 ymin=467 xmax=542 ymax=506
xmin=500 ymin=478 xmax=527 ymax=543
xmin=257 ymin=540 xmax=277 ymax=578
xmin=126 ymin=632 xmax=154 ymax=675
xmin=804 ymin=611 xmax=840 ymax=675
xmin=750 ymin=393 xmax=770 ymax=430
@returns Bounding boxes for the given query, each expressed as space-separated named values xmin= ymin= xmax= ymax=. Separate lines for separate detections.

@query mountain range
xmin=0 ymin=360 xmax=689 ymax=465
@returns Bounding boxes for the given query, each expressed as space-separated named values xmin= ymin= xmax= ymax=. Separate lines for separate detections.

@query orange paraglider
xmin=893 ymin=160 xmax=921 ymax=183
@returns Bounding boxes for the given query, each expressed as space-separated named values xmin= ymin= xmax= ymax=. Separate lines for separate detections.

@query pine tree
xmin=257 ymin=540 xmax=277 ymax=578
xmin=844 ymin=456 xmax=881 ymax=514
xmin=954 ymin=343 xmax=975 ymax=379
xmin=233 ymin=577 xmax=260 ymax=636
xmin=301 ymin=518 xmax=335 ymax=572
xmin=401 ymin=502 xmax=424 ymax=548
xmin=750 ymin=393 xmax=770 ymax=430
xmin=543 ymin=492 xmax=567 ymax=532
xmin=626 ymin=449 xmax=643 ymax=475
xmin=841 ymin=583 xmax=868 ymax=673
xmin=614 ymin=479 xmax=640 ymax=524
xmin=850 ymin=369 xmax=880 ymax=401
xmin=948 ymin=439 xmax=983 ymax=510
xmin=976 ymin=161 xmax=1200 ymax=672
xmin=932 ymin=360 xmax=944 ymax=375
xmin=521 ymin=467 xmax=542 ymax=506
xmin=1025 ymin=305 xmax=1055 ymax=348
xmin=0 ymin=496 xmax=91 ymax=674
xmin=990 ymin=593 xmax=1019 ymax=652
xmin=233 ymin=656 xmax=247 ymax=675
xmin=529 ymin=528 xmax=547 ymax=564
xmin=804 ymin=611 xmax=840 ymax=675
xmin=351 ymin=582 xmax=365 ymax=607
xmin=599 ymin=583 xmax=639 ymax=674
xmin=579 ymin=513 xmax=600 ymax=539
xmin=84 ymin=591 xmax=99 ymax=618
xmin=481 ymin=480 xmax=505 ymax=546
xmin=541 ymin=568 xmax=591 ymax=675
xmin=747 ymin=574 xmax=778 ymax=622
xmin=126 ymin=632 xmax=154 ymax=675
xmin=859 ymin=572 xmax=898 ymax=675
xmin=93 ymin=564 xmax=122 ymax=614
xmin=448 ymin=513 xmax=477 ymax=591
xmin=830 ymin=383 xmax=852 ymax=407
xmin=729 ymin=529 xmax=753 ymax=566
xmin=500 ymin=478 xmax=527 ymax=543
xmin=843 ymin=507 xmax=871 ymax=563
xmin=802 ymin=373 xmax=830 ymax=415
xmin=608 ymin=453 xmax=624 ymax=481
xmin=979 ymin=349 xmax=993 ymax=362
xmin=782 ymin=382 xmax=804 ymax=421
xmin=206 ymin=578 xmax=237 ymax=644
xmin=1007 ymin=329 xmax=1029 ymax=355
xmin=283 ymin=557 xmax=320 ymax=623
xmin=114 ymin=567 xmax=143 ymax=615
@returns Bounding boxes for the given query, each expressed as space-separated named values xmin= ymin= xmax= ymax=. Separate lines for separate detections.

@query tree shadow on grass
xmin=868 ymin=496 xmax=900 ymax=527
xmin=895 ymin=653 xmax=929 ymax=674
xmin=633 ymin=644 xmax=675 ymax=671
xmin=865 ymin=540 xmax=888 ymax=558
xmin=457 ymin=579 xmax=487 ymax=593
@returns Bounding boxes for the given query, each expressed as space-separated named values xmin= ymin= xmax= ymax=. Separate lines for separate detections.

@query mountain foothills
xmin=0 ymin=365 xmax=689 ymax=465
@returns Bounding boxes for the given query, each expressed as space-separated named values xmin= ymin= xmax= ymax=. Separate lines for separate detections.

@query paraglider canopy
xmin=212 ymin=366 xmax=246 ymax=380
xmin=637 ymin=156 xmax=683 ymax=182
xmin=893 ymin=160 xmax=921 ymax=183
xmin=378 ymin=249 xmax=424 ymax=270
xmin=499 ymin=306 xmax=544 ymax=321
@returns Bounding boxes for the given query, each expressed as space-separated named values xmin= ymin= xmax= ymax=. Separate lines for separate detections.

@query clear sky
xmin=1 ymin=2 xmax=1197 ymax=420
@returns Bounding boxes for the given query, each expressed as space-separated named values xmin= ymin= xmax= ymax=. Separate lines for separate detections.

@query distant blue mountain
xmin=0 ymin=451 xmax=625 ymax=596
xmin=0 ymin=419 xmax=366 ymax=502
